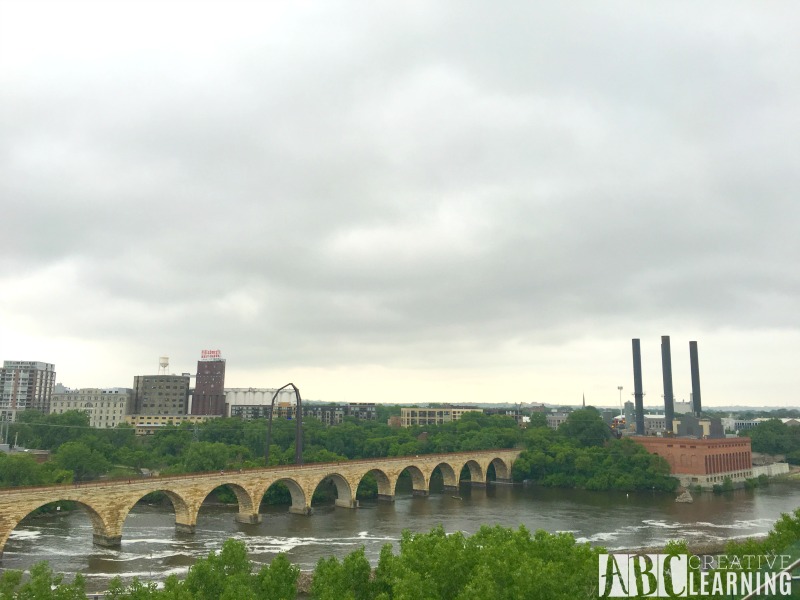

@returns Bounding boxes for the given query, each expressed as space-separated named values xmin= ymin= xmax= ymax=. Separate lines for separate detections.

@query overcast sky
xmin=1 ymin=1 xmax=798 ymax=408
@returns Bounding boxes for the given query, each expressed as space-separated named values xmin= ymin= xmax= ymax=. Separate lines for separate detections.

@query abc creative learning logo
xmin=598 ymin=553 xmax=793 ymax=598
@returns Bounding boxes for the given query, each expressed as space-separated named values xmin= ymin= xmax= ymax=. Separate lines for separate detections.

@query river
xmin=3 ymin=480 xmax=800 ymax=593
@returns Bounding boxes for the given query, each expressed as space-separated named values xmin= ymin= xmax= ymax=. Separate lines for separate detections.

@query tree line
xmin=740 ymin=418 xmax=800 ymax=463
xmin=0 ymin=406 xmax=677 ymax=495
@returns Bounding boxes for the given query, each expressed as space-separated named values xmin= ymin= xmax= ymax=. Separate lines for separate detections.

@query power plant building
xmin=635 ymin=437 xmax=753 ymax=488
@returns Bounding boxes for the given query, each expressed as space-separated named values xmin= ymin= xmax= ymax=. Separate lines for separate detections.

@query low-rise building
xmin=399 ymin=406 xmax=481 ymax=427
xmin=546 ymin=412 xmax=570 ymax=430
xmin=226 ymin=387 xmax=296 ymax=418
xmin=305 ymin=404 xmax=346 ymax=425
xmin=720 ymin=417 xmax=766 ymax=433
xmin=50 ymin=387 xmax=132 ymax=428
xmin=644 ymin=414 xmax=667 ymax=435
xmin=347 ymin=403 xmax=377 ymax=421
xmin=124 ymin=414 xmax=218 ymax=435
xmin=484 ymin=407 xmax=524 ymax=426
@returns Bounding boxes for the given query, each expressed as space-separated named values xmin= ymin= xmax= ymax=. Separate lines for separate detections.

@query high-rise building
xmin=132 ymin=374 xmax=190 ymax=415
xmin=191 ymin=350 xmax=226 ymax=416
xmin=0 ymin=361 xmax=56 ymax=421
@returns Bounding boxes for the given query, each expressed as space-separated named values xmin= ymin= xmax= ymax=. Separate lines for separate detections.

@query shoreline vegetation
xmin=2 ymin=513 xmax=798 ymax=599
xmin=2 ymin=408 xmax=679 ymax=498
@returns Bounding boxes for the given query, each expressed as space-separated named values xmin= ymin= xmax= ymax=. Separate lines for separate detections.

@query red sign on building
xmin=200 ymin=349 xmax=221 ymax=360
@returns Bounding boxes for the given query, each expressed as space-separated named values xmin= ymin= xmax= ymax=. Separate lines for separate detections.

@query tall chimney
xmin=689 ymin=341 xmax=702 ymax=416
xmin=632 ymin=338 xmax=645 ymax=435
xmin=661 ymin=336 xmax=675 ymax=435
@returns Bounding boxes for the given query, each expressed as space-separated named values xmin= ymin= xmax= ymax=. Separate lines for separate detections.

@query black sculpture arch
xmin=265 ymin=383 xmax=304 ymax=465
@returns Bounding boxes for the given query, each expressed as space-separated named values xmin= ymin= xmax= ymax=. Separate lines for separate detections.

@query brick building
xmin=634 ymin=436 xmax=752 ymax=488
xmin=191 ymin=351 xmax=226 ymax=416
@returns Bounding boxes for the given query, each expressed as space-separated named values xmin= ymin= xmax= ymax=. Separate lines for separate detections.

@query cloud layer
xmin=2 ymin=1 xmax=799 ymax=406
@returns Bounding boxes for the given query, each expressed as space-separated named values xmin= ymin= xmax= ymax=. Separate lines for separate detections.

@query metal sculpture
xmin=265 ymin=383 xmax=303 ymax=465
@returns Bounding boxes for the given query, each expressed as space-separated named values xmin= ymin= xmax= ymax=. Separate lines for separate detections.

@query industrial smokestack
xmin=632 ymin=338 xmax=645 ymax=435
xmin=661 ymin=336 xmax=675 ymax=435
xmin=689 ymin=341 xmax=702 ymax=416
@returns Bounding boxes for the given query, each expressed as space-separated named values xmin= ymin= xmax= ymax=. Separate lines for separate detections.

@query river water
xmin=3 ymin=481 xmax=800 ymax=592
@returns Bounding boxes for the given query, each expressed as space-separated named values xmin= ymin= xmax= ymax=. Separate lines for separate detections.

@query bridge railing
xmin=0 ymin=448 xmax=521 ymax=495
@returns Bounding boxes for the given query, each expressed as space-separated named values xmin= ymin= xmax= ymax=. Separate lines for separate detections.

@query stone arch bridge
xmin=0 ymin=449 xmax=519 ymax=559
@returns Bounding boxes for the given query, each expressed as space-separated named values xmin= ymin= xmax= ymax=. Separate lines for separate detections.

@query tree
xmin=744 ymin=419 xmax=794 ymax=455
xmin=558 ymin=409 xmax=611 ymax=447
xmin=3 ymin=561 xmax=86 ymax=599
xmin=255 ymin=554 xmax=299 ymax=600
xmin=527 ymin=412 xmax=548 ymax=428
xmin=54 ymin=441 xmax=110 ymax=481
xmin=183 ymin=538 xmax=252 ymax=600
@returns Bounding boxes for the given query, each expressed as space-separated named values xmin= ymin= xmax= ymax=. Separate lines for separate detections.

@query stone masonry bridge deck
xmin=0 ymin=449 xmax=520 ymax=558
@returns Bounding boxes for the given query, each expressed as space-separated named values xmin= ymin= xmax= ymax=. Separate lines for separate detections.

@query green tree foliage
xmin=558 ymin=407 xmax=612 ymax=447
xmin=0 ymin=452 xmax=69 ymax=488
xmin=254 ymin=553 xmax=300 ymax=600
xmin=103 ymin=540 xmax=298 ymax=600
xmin=311 ymin=547 xmax=372 ymax=600
xmin=54 ymin=441 xmax=111 ymax=481
xmin=743 ymin=418 xmax=799 ymax=456
xmin=513 ymin=431 xmax=678 ymax=492
xmin=371 ymin=525 xmax=600 ymax=600
xmin=177 ymin=442 xmax=252 ymax=473
xmin=0 ymin=561 xmax=86 ymax=599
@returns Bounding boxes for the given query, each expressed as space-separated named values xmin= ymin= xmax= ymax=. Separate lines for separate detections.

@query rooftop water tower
xmin=158 ymin=356 xmax=169 ymax=375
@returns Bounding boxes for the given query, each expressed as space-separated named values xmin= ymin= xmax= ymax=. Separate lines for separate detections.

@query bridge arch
xmin=310 ymin=472 xmax=355 ymax=509
xmin=458 ymin=459 xmax=485 ymax=485
xmin=117 ymin=488 xmax=196 ymax=535
xmin=395 ymin=465 xmax=428 ymax=496
xmin=5 ymin=498 xmax=117 ymax=551
xmin=431 ymin=462 xmax=459 ymax=492
xmin=260 ymin=478 xmax=308 ymax=515
xmin=488 ymin=456 xmax=513 ymax=481
xmin=195 ymin=482 xmax=257 ymax=515
xmin=356 ymin=468 xmax=394 ymax=502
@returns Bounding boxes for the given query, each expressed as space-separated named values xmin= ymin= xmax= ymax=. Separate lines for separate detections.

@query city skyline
xmin=2 ymin=2 xmax=799 ymax=408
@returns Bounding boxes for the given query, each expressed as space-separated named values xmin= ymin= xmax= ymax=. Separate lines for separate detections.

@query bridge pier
xmin=235 ymin=513 xmax=262 ymax=524
xmin=470 ymin=481 xmax=487 ymax=488
xmin=442 ymin=485 xmax=458 ymax=492
xmin=335 ymin=498 xmax=359 ymax=509
xmin=494 ymin=478 xmax=514 ymax=485
xmin=412 ymin=489 xmax=429 ymax=497
xmin=93 ymin=533 xmax=122 ymax=548
xmin=289 ymin=505 xmax=312 ymax=515
xmin=377 ymin=494 xmax=395 ymax=502
xmin=175 ymin=523 xmax=196 ymax=534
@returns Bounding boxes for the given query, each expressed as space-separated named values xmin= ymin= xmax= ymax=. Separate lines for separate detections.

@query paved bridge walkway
xmin=0 ymin=449 xmax=520 ymax=558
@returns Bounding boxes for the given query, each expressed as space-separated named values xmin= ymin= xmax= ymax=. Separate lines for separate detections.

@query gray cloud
xmin=1 ymin=1 xmax=799 ymax=404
